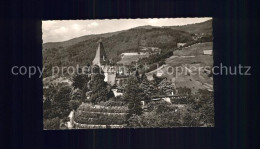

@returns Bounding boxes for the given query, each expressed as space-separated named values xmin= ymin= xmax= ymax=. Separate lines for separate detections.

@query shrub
xmin=43 ymin=117 xmax=60 ymax=130
xmin=170 ymin=97 xmax=190 ymax=104
xmin=127 ymin=114 xmax=143 ymax=128
xmin=146 ymin=100 xmax=170 ymax=112
xmin=77 ymin=103 xmax=128 ymax=113
xmin=74 ymin=113 xmax=127 ymax=125
xmin=69 ymin=100 xmax=81 ymax=111
xmin=98 ymin=100 xmax=127 ymax=107
xmin=137 ymin=111 xmax=182 ymax=128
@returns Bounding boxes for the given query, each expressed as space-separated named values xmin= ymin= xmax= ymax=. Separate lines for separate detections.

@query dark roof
xmin=92 ymin=41 xmax=107 ymax=66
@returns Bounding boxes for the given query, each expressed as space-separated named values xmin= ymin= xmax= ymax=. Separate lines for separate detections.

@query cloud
xmin=54 ymin=26 xmax=68 ymax=34
xmin=42 ymin=21 xmax=57 ymax=31
xmin=71 ymin=24 xmax=82 ymax=31
xmin=87 ymin=22 xmax=99 ymax=28
xmin=42 ymin=18 xmax=211 ymax=43
xmin=147 ymin=19 xmax=159 ymax=24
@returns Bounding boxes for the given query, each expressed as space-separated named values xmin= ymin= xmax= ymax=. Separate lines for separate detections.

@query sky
xmin=42 ymin=18 xmax=212 ymax=43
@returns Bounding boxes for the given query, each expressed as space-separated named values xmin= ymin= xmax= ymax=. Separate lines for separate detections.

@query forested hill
xmin=43 ymin=19 xmax=212 ymax=50
xmin=167 ymin=19 xmax=212 ymax=34
xmin=42 ymin=19 xmax=212 ymax=77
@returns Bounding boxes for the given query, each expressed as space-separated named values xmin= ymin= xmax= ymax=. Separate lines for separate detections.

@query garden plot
xmin=73 ymin=103 xmax=128 ymax=128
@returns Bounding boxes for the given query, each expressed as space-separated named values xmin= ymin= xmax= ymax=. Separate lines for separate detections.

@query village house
xmin=177 ymin=43 xmax=186 ymax=48
xmin=140 ymin=47 xmax=161 ymax=55
xmin=203 ymin=50 xmax=213 ymax=55
xmin=120 ymin=52 xmax=147 ymax=58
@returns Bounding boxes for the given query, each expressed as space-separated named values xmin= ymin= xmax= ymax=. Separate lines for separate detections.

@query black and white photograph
xmin=2 ymin=0 xmax=259 ymax=148
xmin=42 ymin=18 xmax=214 ymax=129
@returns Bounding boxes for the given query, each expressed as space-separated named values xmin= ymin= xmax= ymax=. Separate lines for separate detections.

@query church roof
xmin=92 ymin=40 xmax=107 ymax=66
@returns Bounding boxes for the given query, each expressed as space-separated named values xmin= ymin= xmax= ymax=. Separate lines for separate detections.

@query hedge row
xmin=74 ymin=113 xmax=126 ymax=125
xmin=78 ymin=103 xmax=128 ymax=113
xmin=98 ymin=100 xmax=127 ymax=107
xmin=75 ymin=111 xmax=127 ymax=118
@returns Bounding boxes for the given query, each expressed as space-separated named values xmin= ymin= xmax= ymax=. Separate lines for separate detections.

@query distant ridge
xmin=166 ymin=19 xmax=212 ymax=34
xmin=43 ymin=19 xmax=212 ymax=50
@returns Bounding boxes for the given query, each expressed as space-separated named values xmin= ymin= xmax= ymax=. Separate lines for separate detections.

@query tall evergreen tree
xmin=139 ymin=75 xmax=156 ymax=98
xmin=135 ymin=70 xmax=140 ymax=81
xmin=89 ymin=73 xmax=109 ymax=104
xmin=124 ymin=77 xmax=147 ymax=118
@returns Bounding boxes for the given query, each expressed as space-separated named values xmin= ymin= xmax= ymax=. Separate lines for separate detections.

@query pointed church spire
xmin=92 ymin=39 xmax=107 ymax=66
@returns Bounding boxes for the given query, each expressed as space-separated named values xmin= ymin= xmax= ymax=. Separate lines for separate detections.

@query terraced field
xmin=73 ymin=103 xmax=128 ymax=129
xmin=173 ymin=42 xmax=213 ymax=57
xmin=146 ymin=42 xmax=213 ymax=92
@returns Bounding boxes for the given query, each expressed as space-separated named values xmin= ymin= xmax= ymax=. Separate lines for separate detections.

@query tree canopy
xmin=124 ymin=76 xmax=147 ymax=118
xmin=89 ymin=73 xmax=110 ymax=104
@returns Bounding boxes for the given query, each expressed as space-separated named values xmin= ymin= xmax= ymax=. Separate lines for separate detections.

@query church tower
xmin=92 ymin=39 xmax=107 ymax=67
xmin=91 ymin=40 xmax=116 ymax=85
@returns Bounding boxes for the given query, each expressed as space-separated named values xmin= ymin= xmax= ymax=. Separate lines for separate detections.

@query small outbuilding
xmin=203 ymin=50 xmax=213 ymax=55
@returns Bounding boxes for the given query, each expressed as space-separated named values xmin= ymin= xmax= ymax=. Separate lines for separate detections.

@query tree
xmin=197 ymin=89 xmax=214 ymax=126
xmin=68 ymin=89 xmax=82 ymax=110
xmin=180 ymin=105 xmax=201 ymax=126
xmin=43 ymin=84 xmax=57 ymax=101
xmin=138 ymin=111 xmax=181 ymax=128
xmin=72 ymin=73 xmax=90 ymax=91
xmin=157 ymin=78 xmax=176 ymax=95
xmin=89 ymin=73 xmax=109 ymax=104
xmin=140 ymin=73 xmax=146 ymax=81
xmin=177 ymin=87 xmax=191 ymax=96
xmin=124 ymin=77 xmax=146 ymax=118
xmin=71 ymin=89 xmax=82 ymax=101
xmin=81 ymin=82 xmax=90 ymax=102
xmin=72 ymin=71 xmax=91 ymax=102
xmin=127 ymin=114 xmax=143 ymax=128
xmin=135 ymin=70 xmax=140 ymax=81
xmin=69 ymin=100 xmax=81 ymax=111
xmin=43 ymin=117 xmax=60 ymax=130
xmin=139 ymin=76 xmax=156 ymax=98
xmin=106 ymin=85 xmax=115 ymax=100
xmin=152 ymin=74 xmax=164 ymax=85
xmin=52 ymin=86 xmax=72 ymax=119
xmin=43 ymin=98 xmax=52 ymax=119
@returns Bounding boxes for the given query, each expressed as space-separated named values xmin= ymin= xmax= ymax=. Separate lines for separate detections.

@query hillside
xmin=43 ymin=19 xmax=212 ymax=50
xmin=42 ymin=19 xmax=212 ymax=77
xmin=173 ymin=42 xmax=213 ymax=56
xmin=146 ymin=42 xmax=213 ymax=92
xmin=43 ymin=27 xmax=193 ymax=77
xmin=43 ymin=31 xmax=123 ymax=50
xmin=167 ymin=19 xmax=212 ymax=35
